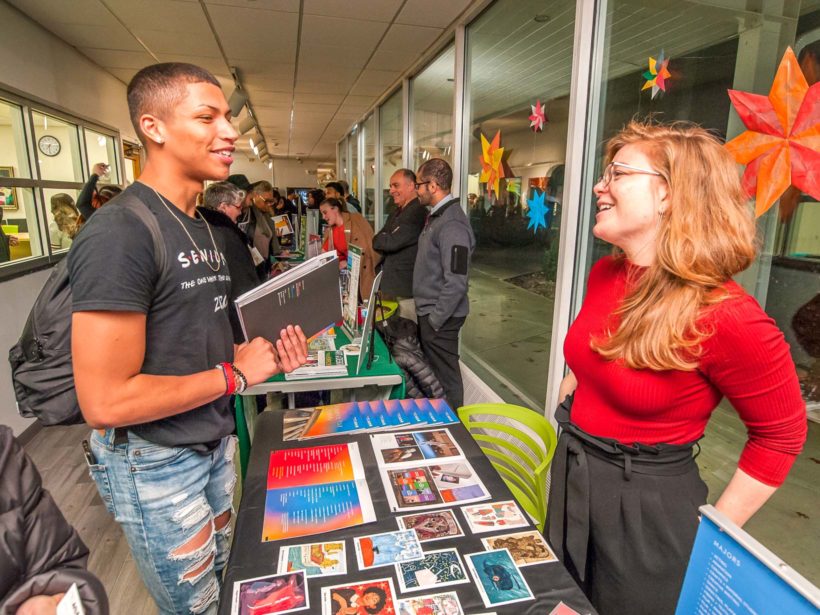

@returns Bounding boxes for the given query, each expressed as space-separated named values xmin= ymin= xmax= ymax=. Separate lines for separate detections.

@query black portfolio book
xmin=235 ymin=252 xmax=342 ymax=343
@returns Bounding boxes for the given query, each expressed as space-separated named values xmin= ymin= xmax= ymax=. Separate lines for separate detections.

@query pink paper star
xmin=529 ymin=99 xmax=547 ymax=132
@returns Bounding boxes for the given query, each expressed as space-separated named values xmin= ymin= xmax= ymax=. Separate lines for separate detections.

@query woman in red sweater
xmin=547 ymin=122 xmax=807 ymax=615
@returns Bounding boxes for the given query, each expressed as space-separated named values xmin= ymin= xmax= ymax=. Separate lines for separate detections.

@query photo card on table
xmin=231 ymin=570 xmax=308 ymax=615
xmin=383 ymin=462 xmax=490 ymax=512
xmin=395 ymin=590 xmax=464 ymax=615
xmin=396 ymin=509 xmax=465 ymax=542
xmin=395 ymin=547 xmax=470 ymax=593
xmin=276 ymin=541 xmax=347 ymax=578
xmin=465 ymin=548 xmax=534 ymax=608
xmin=460 ymin=500 xmax=529 ymax=534
xmin=354 ymin=529 xmax=424 ymax=570
xmin=321 ymin=578 xmax=396 ymax=615
xmin=481 ymin=530 xmax=557 ymax=567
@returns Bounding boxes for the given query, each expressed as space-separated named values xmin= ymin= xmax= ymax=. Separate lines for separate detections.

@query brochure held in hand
xmin=234 ymin=251 xmax=342 ymax=342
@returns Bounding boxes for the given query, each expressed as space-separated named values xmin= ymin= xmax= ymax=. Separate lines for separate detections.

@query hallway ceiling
xmin=6 ymin=0 xmax=474 ymax=163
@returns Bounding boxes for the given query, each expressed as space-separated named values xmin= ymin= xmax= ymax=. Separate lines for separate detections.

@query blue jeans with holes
xmin=88 ymin=430 xmax=237 ymax=615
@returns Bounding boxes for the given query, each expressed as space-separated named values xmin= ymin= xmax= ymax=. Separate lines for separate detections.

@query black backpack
xmin=8 ymin=194 xmax=167 ymax=425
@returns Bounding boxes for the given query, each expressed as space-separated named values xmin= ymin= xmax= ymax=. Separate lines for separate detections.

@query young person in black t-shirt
xmin=69 ymin=63 xmax=308 ymax=615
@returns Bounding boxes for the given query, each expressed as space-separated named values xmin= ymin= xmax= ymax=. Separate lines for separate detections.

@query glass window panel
xmin=32 ymin=111 xmax=83 ymax=182
xmin=350 ymin=126 xmax=359 ymax=199
xmin=0 ymin=99 xmax=32 ymax=179
xmin=460 ymin=0 xmax=576 ymax=409
xmin=84 ymin=128 xmax=120 ymax=184
xmin=0 ymin=187 xmax=44 ymax=263
xmin=380 ymin=90 xmax=403 ymax=222
xmin=363 ymin=114 xmax=376 ymax=224
xmin=412 ymin=45 xmax=454 ymax=171
xmin=576 ymin=1 xmax=820 ymax=411
xmin=42 ymin=188 xmax=81 ymax=253
xmin=338 ymin=138 xmax=348 ymax=185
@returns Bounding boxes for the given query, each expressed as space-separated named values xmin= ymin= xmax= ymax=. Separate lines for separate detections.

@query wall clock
xmin=38 ymin=135 xmax=61 ymax=157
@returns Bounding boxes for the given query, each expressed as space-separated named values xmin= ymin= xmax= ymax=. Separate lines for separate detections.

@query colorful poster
xmin=321 ymin=578 xmax=396 ymax=615
xmin=354 ymin=530 xmax=424 ymax=570
xmin=276 ymin=541 xmax=347 ymax=578
xmin=397 ymin=509 xmax=465 ymax=543
xmin=381 ymin=461 xmax=490 ymax=512
xmin=371 ymin=429 xmax=464 ymax=465
xmin=481 ymin=530 xmax=558 ymax=567
xmin=395 ymin=548 xmax=470 ymax=593
xmin=262 ymin=443 xmax=375 ymax=542
xmin=231 ymin=571 xmax=308 ymax=615
xmin=465 ymin=549 xmax=534 ymax=608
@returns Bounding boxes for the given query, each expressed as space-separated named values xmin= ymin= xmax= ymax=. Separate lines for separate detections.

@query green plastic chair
xmin=458 ymin=403 xmax=557 ymax=532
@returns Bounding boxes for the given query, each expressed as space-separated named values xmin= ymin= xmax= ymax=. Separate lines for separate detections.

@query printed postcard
xmin=231 ymin=570 xmax=308 ymax=615
xmin=354 ymin=529 xmax=424 ymax=570
xmin=395 ymin=591 xmax=464 ymax=615
xmin=465 ymin=549 xmax=534 ymax=608
xmin=395 ymin=548 xmax=470 ymax=593
xmin=321 ymin=578 xmax=396 ymax=615
xmin=276 ymin=541 xmax=346 ymax=578
xmin=461 ymin=500 xmax=529 ymax=534
xmin=481 ymin=530 xmax=557 ymax=567
xmin=396 ymin=509 xmax=465 ymax=542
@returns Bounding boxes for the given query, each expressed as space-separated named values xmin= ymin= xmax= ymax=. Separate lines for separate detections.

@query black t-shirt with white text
xmin=68 ymin=182 xmax=234 ymax=450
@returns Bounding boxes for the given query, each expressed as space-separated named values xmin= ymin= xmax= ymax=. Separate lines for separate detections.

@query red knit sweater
xmin=564 ymin=256 xmax=807 ymax=487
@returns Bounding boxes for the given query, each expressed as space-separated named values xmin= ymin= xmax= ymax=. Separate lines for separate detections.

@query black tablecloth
xmin=218 ymin=411 xmax=596 ymax=614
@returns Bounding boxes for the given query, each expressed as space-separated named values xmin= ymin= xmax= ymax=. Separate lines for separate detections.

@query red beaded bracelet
xmin=218 ymin=362 xmax=236 ymax=396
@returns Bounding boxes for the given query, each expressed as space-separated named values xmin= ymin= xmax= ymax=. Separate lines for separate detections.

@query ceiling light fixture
xmin=228 ymin=87 xmax=248 ymax=117
xmin=238 ymin=115 xmax=256 ymax=135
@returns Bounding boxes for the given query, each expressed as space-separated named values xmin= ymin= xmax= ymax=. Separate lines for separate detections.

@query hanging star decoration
xmin=529 ymin=99 xmax=547 ymax=132
xmin=642 ymin=50 xmax=671 ymax=99
xmin=724 ymin=47 xmax=820 ymax=218
xmin=479 ymin=130 xmax=507 ymax=199
xmin=507 ymin=177 xmax=522 ymax=197
xmin=526 ymin=189 xmax=551 ymax=233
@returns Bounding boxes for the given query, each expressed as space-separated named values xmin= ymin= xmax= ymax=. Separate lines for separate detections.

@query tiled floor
xmin=462 ymin=246 xmax=820 ymax=586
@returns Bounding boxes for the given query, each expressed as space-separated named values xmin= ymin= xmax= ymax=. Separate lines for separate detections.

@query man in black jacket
xmin=199 ymin=181 xmax=262 ymax=343
xmin=373 ymin=169 xmax=427 ymax=321
xmin=0 ymin=426 xmax=108 ymax=614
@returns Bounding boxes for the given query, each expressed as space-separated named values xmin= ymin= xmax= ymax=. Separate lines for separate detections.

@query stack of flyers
xmin=373 ymin=428 xmax=491 ymax=512
xmin=396 ymin=591 xmax=464 ymax=614
xmin=262 ymin=443 xmax=375 ymax=542
xmin=481 ymin=530 xmax=558 ymax=567
xmin=460 ymin=501 xmax=530 ymax=534
xmin=395 ymin=548 xmax=470 ymax=593
xmin=396 ymin=509 xmax=465 ymax=542
xmin=282 ymin=398 xmax=458 ymax=441
xmin=354 ymin=529 xmax=424 ymax=570
xmin=284 ymin=350 xmax=347 ymax=380
xmin=276 ymin=541 xmax=347 ymax=578
xmin=465 ymin=549 xmax=534 ymax=608
xmin=231 ymin=570 xmax=308 ymax=615
xmin=321 ymin=578 xmax=396 ymax=615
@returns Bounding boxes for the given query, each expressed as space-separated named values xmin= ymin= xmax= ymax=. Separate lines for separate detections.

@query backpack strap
xmin=116 ymin=194 xmax=171 ymax=291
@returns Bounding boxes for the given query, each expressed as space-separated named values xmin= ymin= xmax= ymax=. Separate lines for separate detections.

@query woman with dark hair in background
xmin=319 ymin=197 xmax=379 ymax=300
xmin=306 ymin=188 xmax=325 ymax=210
xmin=77 ymin=163 xmax=123 ymax=221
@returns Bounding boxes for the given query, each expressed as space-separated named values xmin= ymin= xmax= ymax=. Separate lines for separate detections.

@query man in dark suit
xmin=373 ymin=168 xmax=427 ymax=321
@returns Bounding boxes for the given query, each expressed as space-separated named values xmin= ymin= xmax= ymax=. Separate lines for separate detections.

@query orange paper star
xmin=725 ymin=47 xmax=820 ymax=217
xmin=479 ymin=130 xmax=507 ymax=199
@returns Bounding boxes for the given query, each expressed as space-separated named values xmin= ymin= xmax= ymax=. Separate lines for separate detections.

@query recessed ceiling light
xmin=534 ymin=13 xmax=551 ymax=23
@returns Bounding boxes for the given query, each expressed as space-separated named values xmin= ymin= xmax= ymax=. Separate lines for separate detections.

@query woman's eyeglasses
xmin=598 ymin=162 xmax=663 ymax=187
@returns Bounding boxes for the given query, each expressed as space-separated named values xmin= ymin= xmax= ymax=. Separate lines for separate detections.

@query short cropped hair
xmin=339 ymin=179 xmax=350 ymax=195
xmin=417 ymin=158 xmax=452 ymax=191
xmin=127 ymin=63 xmax=220 ymax=143
xmin=204 ymin=181 xmax=244 ymax=210
xmin=250 ymin=180 xmax=273 ymax=195
xmin=391 ymin=168 xmax=416 ymax=183
xmin=325 ymin=181 xmax=344 ymax=195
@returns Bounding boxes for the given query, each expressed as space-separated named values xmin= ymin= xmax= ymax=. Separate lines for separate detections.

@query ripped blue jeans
xmin=88 ymin=430 xmax=237 ymax=614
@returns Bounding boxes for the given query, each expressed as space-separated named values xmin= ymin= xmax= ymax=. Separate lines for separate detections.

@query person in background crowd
xmin=413 ymin=158 xmax=474 ymax=411
xmin=272 ymin=195 xmax=297 ymax=248
xmin=48 ymin=193 xmax=80 ymax=251
xmin=68 ymin=62 xmax=308 ymax=615
xmin=0 ymin=206 xmax=18 ymax=263
xmin=199 ymin=181 xmax=261 ymax=343
xmin=339 ymin=179 xmax=361 ymax=214
xmin=549 ymin=121 xmax=807 ymax=615
xmin=230 ymin=177 xmax=276 ymax=278
xmin=323 ymin=181 xmax=345 ymax=204
xmin=0 ymin=426 xmax=109 ymax=615
xmin=319 ymin=196 xmax=378 ymax=300
xmin=306 ymin=188 xmax=325 ymax=210
xmin=76 ymin=163 xmax=123 ymax=222
xmin=373 ymin=169 xmax=426 ymax=322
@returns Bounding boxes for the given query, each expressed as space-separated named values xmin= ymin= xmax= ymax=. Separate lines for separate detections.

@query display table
xmin=218 ymin=411 xmax=596 ymax=615
xmin=233 ymin=328 xmax=405 ymax=477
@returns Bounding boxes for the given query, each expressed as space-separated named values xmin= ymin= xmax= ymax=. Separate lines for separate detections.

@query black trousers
xmin=547 ymin=407 xmax=707 ymax=615
xmin=417 ymin=314 xmax=465 ymax=410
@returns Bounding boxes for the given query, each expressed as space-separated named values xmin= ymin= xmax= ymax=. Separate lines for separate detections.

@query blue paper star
xmin=526 ymin=189 xmax=551 ymax=233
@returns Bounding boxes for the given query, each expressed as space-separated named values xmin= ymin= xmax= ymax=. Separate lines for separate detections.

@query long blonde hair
xmin=591 ymin=121 xmax=757 ymax=371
